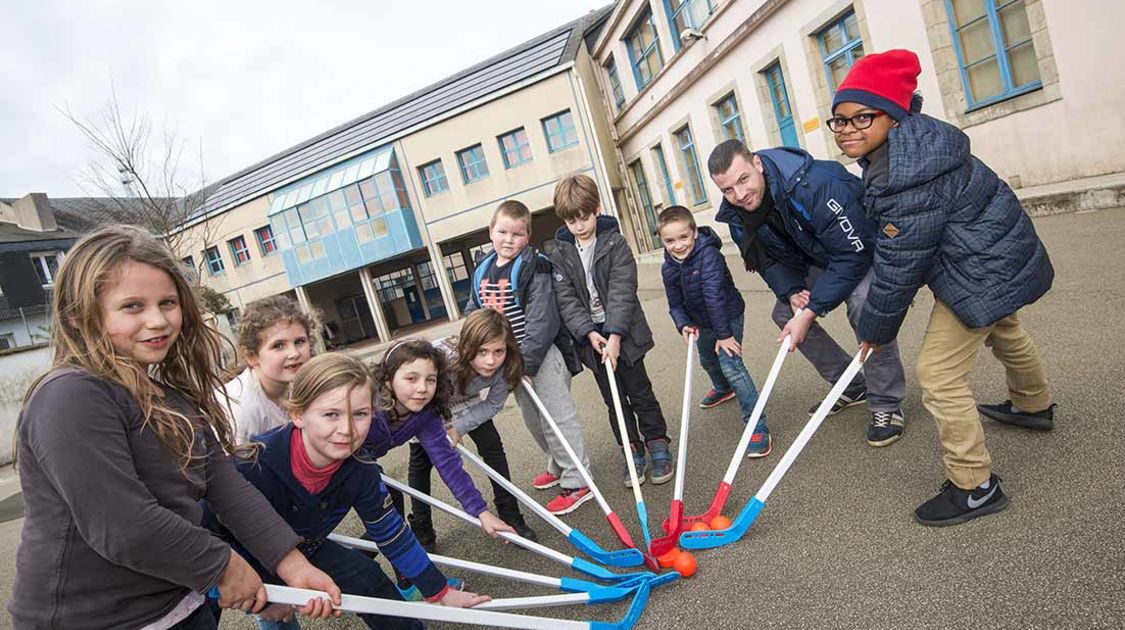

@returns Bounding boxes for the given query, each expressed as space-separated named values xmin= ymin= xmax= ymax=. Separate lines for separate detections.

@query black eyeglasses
xmin=826 ymin=111 xmax=885 ymax=133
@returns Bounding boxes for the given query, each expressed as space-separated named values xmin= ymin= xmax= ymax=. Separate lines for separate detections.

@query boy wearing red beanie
xmin=830 ymin=49 xmax=1057 ymax=527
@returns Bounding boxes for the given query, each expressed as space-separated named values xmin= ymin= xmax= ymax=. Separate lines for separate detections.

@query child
xmin=9 ymin=225 xmax=339 ymax=630
xmin=830 ymin=49 xmax=1056 ymax=526
xmin=366 ymin=339 xmax=515 ymax=595
xmin=465 ymin=199 xmax=594 ymax=515
xmin=409 ymin=309 xmax=539 ymax=547
xmin=215 ymin=353 xmax=490 ymax=629
xmin=658 ymin=206 xmax=770 ymax=457
xmin=548 ymin=174 xmax=674 ymax=486
xmin=223 ymin=295 xmax=317 ymax=445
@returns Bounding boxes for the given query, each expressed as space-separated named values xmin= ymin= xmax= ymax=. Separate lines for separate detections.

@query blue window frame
xmin=664 ymin=0 xmax=714 ymax=51
xmin=625 ymin=7 xmax=664 ymax=90
xmin=498 ymin=128 xmax=533 ymax=168
xmin=204 ymin=246 xmax=224 ymax=275
xmin=628 ymin=160 xmax=661 ymax=250
xmin=456 ymin=145 xmax=490 ymax=183
xmin=817 ymin=11 xmax=865 ymax=92
xmin=607 ymin=58 xmax=626 ymax=111
xmin=542 ymin=110 xmax=579 ymax=152
xmin=418 ymin=160 xmax=448 ymax=196
xmin=714 ymin=93 xmax=745 ymax=142
xmin=674 ymin=125 xmax=707 ymax=205
xmin=255 ymin=225 xmax=278 ymax=256
xmin=764 ymin=62 xmax=800 ymax=148
xmin=652 ymin=143 xmax=675 ymax=205
xmin=945 ymin=0 xmax=1041 ymax=110
xmin=228 ymin=235 xmax=251 ymax=266
xmin=181 ymin=255 xmax=195 ymax=275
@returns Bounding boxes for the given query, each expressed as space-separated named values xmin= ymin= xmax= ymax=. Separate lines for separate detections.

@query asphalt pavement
xmin=1 ymin=208 xmax=1122 ymax=630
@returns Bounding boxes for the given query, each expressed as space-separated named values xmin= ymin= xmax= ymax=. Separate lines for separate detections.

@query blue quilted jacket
xmin=857 ymin=113 xmax=1054 ymax=344
xmin=661 ymin=226 xmax=746 ymax=339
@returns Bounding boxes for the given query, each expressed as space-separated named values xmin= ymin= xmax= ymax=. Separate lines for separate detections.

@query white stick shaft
xmin=520 ymin=381 xmax=612 ymax=514
xmin=757 ymin=352 xmax=864 ymax=501
xmin=721 ymin=336 xmax=791 ymax=484
xmin=605 ymin=359 xmax=644 ymax=505
xmin=456 ymin=443 xmax=572 ymax=536
xmin=476 ymin=593 xmax=592 ymax=611
xmin=672 ymin=338 xmax=696 ymax=500
xmin=327 ymin=534 xmax=562 ymax=589
xmin=262 ymin=584 xmax=589 ymax=630
xmin=381 ymin=476 xmax=575 ymax=568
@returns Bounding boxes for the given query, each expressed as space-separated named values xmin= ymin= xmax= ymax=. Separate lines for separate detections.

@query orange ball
xmin=710 ymin=515 xmax=732 ymax=530
xmin=689 ymin=521 xmax=711 ymax=532
xmin=673 ymin=551 xmax=698 ymax=577
xmin=657 ymin=548 xmax=681 ymax=568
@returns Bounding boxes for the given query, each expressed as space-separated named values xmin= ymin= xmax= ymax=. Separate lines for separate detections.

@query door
xmin=764 ymin=63 xmax=800 ymax=148
xmin=335 ymin=295 xmax=372 ymax=343
xmin=402 ymin=285 xmax=426 ymax=323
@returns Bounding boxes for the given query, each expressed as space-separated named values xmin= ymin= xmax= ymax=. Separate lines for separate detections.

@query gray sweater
xmin=10 ymin=370 xmax=301 ymax=629
xmin=435 ymin=338 xmax=511 ymax=435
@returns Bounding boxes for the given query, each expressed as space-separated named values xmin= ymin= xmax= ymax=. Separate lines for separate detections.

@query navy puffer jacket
xmin=661 ymin=226 xmax=746 ymax=339
xmin=857 ymin=113 xmax=1054 ymax=344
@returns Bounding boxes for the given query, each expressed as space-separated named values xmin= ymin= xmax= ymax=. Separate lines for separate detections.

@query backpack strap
xmin=470 ymin=251 xmax=498 ymax=306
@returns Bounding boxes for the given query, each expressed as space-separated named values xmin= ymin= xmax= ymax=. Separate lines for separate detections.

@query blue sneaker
xmin=397 ymin=577 xmax=465 ymax=601
xmin=745 ymin=419 xmax=772 ymax=459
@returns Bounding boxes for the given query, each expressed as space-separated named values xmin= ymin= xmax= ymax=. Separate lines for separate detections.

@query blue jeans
xmin=696 ymin=315 xmax=764 ymax=422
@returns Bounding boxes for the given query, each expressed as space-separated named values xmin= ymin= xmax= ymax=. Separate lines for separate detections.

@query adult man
xmin=708 ymin=139 xmax=906 ymax=446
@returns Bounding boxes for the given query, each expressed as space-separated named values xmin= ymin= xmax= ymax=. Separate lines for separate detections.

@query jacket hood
xmin=757 ymin=147 xmax=815 ymax=201
xmin=553 ymin=214 xmax=621 ymax=243
xmin=664 ymin=225 xmax=722 ymax=264
xmin=880 ymin=113 xmax=970 ymax=195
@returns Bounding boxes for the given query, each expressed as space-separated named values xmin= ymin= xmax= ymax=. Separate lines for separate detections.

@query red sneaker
xmin=531 ymin=471 xmax=561 ymax=490
xmin=545 ymin=487 xmax=594 ymax=515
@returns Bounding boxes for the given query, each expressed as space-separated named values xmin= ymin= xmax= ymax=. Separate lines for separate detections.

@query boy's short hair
xmin=708 ymin=139 xmax=755 ymax=176
xmin=657 ymin=205 xmax=696 ymax=234
xmin=491 ymin=199 xmax=532 ymax=234
xmin=553 ymin=174 xmax=600 ymax=222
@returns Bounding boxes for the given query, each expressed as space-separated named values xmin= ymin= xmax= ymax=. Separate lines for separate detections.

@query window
xmin=0 ymin=333 xmax=15 ymax=351
xmin=181 ymin=255 xmax=195 ymax=271
xmin=204 ymin=246 xmax=225 ymax=275
xmin=714 ymin=93 xmax=745 ymax=142
xmin=297 ymin=197 xmax=333 ymax=240
xmin=665 ymin=0 xmax=715 ymax=50
xmin=255 ymin=225 xmax=278 ymax=255
xmin=497 ymin=128 xmax=533 ymax=168
xmin=625 ymin=7 xmax=664 ymax=90
xmin=542 ymin=110 xmax=579 ymax=152
xmin=228 ymin=235 xmax=251 ymax=266
xmin=418 ymin=160 xmax=448 ymax=197
xmin=674 ymin=125 xmax=707 ymax=205
xmin=443 ymin=251 xmax=469 ymax=284
xmin=456 ymin=145 xmax=490 ymax=183
xmin=817 ymin=10 xmax=865 ymax=91
xmin=30 ymin=252 xmax=63 ymax=286
xmin=652 ymin=143 xmax=676 ymax=205
xmin=946 ymin=0 xmax=1041 ymax=109
xmin=607 ymin=58 xmax=626 ymax=111
xmin=629 ymin=160 xmax=660 ymax=250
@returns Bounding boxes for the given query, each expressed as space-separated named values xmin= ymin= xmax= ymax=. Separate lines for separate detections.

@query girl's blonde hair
xmin=30 ymin=225 xmax=236 ymax=470
xmin=372 ymin=339 xmax=453 ymax=422
xmin=453 ymin=309 xmax=523 ymax=393
xmin=286 ymin=353 xmax=373 ymax=452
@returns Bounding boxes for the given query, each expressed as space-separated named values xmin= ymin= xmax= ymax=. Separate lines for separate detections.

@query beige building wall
xmin=593 ymin=0 xmax=1125 ymax=232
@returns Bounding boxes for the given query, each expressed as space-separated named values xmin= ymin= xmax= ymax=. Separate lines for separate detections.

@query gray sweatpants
xmin=772 ymin=267 xmax=906 ymax=412
xmin=514 ymin=344 xmax=592 ymax=490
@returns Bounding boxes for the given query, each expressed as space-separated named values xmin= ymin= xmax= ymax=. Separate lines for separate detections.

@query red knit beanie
xmin=832 ymin=49 xmax=921 ymax=121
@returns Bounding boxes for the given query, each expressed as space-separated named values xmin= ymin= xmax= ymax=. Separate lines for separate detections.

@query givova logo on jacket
xmin=826 ymin=198 xmax=864 ymax=252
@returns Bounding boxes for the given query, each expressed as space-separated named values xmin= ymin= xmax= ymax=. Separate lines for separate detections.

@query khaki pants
xmin=916 ymin=299 xmax=1051 ymax=489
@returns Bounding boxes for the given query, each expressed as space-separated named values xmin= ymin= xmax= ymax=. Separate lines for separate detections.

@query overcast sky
xmin=1 ymin=0 xmax=609 ymax=198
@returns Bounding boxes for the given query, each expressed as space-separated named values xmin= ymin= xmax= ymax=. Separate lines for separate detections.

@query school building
xmin=591 ymin=0 xmax=1125 ymax=247
xmin=175 ymin=6 xmax=633 ymax=346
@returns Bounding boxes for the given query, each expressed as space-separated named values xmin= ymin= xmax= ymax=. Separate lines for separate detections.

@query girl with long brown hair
xmin=9 ymin=226 xmax=339 ymax=629
xmin=407 ymin=308 xmax=538 ymax=548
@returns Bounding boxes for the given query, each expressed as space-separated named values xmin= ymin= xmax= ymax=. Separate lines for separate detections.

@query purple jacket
xmin=364 ymin=406 xmax=488 ymax=517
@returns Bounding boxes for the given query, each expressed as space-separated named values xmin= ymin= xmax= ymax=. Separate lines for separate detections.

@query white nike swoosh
xmin=967 ymin=486 xmax=998 ymax=509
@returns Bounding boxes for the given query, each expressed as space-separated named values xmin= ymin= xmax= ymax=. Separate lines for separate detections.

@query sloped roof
xmin=196 ymin=5 xmax=613 ymax=220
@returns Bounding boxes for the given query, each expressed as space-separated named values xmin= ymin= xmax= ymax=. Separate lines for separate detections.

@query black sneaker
xmin=978 ymin=400 xmax=1056 ymax=431
xmin=622 ymin=448 xmax=648 ymax=488
xmin=646 ymin=439 xmax=675 ymax=485
xmin=809 ymin=386 xmax=867 ymax=416
xmin=503 ymin=513 xmax=539 ymax=543
xmin=867 ymin=409 xmax=905 ymax=447
xmin=914 ymin=474 xmax=1009 ymax=527
xmin=408 ymin=514 xmax=437 ymax=553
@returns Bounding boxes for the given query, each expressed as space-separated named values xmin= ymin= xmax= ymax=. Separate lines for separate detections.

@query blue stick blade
xmin=636 ymin=501 xmax=652 ymax=548
xmin=571 ymin=557 xmax=656 ymax=584
xmin=589 ymin=580 xmax=652 ymax=630
xmin=679 ymin=497 xmax=765 ymax=550
xmin=567 ymin=530 xmax=644 ymax=567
